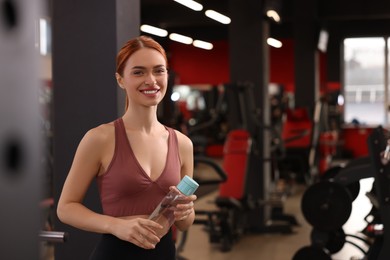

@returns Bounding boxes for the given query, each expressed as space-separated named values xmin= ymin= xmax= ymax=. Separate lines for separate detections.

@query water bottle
xmin=149 ymin=175 xmax=199 ymax=238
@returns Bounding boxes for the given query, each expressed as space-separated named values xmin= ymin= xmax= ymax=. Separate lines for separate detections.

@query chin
xmin=145 ymin=99 xmax=162 ymax=107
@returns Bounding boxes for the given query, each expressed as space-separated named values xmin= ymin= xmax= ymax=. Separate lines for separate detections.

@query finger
xmin=135 ymin=233 xmax=156 ymax=249
xmin=185 ymin=209 xmax=193 ymax=218
xmin=177 ymin=201 xmax=194 ymax=210
xmin=177 ymin=208 xmax=193 ymax=220
xmin=184 ymin=194 xmax=196 ymax=200
xmin=140 ymin=221 xmax=162 ymax=244
xmin=141 ymin=218 xmax=164 ymax=230
xmin=143 ymin=228 xmax=161 ymax=244
xmin=132 ymin=233 xmax=146 ymax=248
xmin=169 ymin=186 xmax=178 ymax=192
xmin=180 ymin=211 xmax=191 ymax=220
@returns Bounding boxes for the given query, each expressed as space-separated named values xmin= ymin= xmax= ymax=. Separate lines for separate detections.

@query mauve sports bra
xmin=97 ymin=118 xmax=181 ymax=217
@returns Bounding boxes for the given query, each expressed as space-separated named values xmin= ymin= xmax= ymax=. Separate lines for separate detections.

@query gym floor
xmin=177 ymin=176 xmax=375 ymax=260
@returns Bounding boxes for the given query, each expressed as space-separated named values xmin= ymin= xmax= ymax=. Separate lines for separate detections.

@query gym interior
xmin=1 ymin=0 xmax=390 ymax=259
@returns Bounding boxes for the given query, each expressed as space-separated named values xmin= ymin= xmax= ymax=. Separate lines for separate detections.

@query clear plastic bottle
xmin=149 ymin=175 xmax=199 ymax=238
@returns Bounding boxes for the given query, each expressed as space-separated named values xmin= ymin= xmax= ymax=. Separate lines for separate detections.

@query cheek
xmin=162 ymin=75 xmax=169 ymax=85
xmin=124 ymin=77 xmax=142 ymax=87
xmin=159 ymin=82 xmax=168 ymax=96
xmin=156 ymin=76 xmax=168 ymax=87
xmin=161 ymin=80 xmax=169 ymax=92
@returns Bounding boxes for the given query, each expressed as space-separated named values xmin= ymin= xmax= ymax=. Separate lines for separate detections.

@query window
xmin=343 ymin=37 xmax=388 ymax=125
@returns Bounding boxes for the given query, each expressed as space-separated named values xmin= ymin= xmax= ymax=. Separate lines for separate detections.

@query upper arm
xmin=58 ymin=127 xmax=108 ymax=206
xmin=175 ymin=130 xmax=194 ymax=179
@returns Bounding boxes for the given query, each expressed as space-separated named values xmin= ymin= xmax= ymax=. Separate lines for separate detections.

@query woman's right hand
xmin=112 ymin=217 xmax=163 ymax=249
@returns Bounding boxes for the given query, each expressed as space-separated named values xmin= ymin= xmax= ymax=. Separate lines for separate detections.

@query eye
xmin=154 ymin=68 xmax=167 ymax=75
xmin=132 ymin=70 xmax=144 ymax=76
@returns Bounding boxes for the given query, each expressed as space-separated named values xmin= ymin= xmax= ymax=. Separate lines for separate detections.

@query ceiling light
xmin=267 ymin=38 xmax=282 ymax=48
xmin=169 ymin=33 xmax=193 ymax=44
xmin=266 ymin=10 xmax=281 ymax=23
xmin=193 ymin=40 xmax=213 ymax=50
xmin=205 ymin=10 xmax=231 ymax=24
xmin=174 ymin=0 xmax=203 ymax=11
xmin=140 ymin=24 xmax=168 ymax=37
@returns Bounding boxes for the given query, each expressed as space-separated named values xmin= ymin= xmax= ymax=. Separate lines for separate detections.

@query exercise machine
xmin=293 ymin=126 xmax=390 ymax=260
xmin=279 ymin=97 xmax=329 ymax=186
xmin=180 ymin=82 xmax=299 ymax=252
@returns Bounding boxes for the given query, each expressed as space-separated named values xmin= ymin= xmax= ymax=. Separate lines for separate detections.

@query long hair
xmin=116 ymin=35 xmax=168 ymax=111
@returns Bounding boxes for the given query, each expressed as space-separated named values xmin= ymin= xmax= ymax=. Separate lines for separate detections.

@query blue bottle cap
xmin=176 ymin=175 xmax=199 ymax=196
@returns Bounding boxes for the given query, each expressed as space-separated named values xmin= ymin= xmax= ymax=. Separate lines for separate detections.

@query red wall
xmin=269 ymin=39 xmax=295 ymax=92
xmin=168 ymin=40 xmax=230 ymax=85
xmin=168 ymin=38 xmax=329 ymax=93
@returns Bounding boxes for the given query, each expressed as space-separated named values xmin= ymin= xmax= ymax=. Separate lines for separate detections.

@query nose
xmin=144 ymin=72 xmax=156 ymax=84
xmin=144 ymin=81 xmax=157 ymax=87
xmin=144 ymin=78 xmax=157 ymax=86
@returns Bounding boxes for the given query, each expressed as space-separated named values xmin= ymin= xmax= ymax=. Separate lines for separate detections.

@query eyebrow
xmin=131 ymin=65 xmax=166 ymax=70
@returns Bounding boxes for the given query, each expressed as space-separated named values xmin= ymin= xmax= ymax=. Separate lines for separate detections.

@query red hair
xmin=116 ymin=36 xmax=168 ymax=111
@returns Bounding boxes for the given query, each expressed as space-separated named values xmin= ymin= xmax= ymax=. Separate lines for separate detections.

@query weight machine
xmin=179 ymin=82 xmax=298 ymax=253
xmin=293 ymin=126 xmax=390 ymax=260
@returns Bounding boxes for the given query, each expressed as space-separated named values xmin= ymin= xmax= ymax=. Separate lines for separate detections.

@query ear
xmin=115 ymin=73 xmax=124 ymax=89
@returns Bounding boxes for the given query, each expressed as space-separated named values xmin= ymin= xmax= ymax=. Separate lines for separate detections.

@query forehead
xmin=126 ymin=48 xmax=166 ymax=68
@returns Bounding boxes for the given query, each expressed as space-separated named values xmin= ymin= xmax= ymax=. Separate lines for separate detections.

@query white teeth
xmin=143 ymin=90 xmax=158 ymax=94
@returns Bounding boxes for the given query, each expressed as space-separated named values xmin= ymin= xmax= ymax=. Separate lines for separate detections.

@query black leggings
xmin=89 ymin=230 xmax=176 ymax=260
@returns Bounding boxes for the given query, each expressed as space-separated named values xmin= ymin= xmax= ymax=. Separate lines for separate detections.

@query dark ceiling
xmin=141 ymin=0 xmax=390 ymax=42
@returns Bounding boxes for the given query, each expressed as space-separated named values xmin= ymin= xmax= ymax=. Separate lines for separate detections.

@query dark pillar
xmin=0 ymin=1 xmax=42 ymax=259
xmin=116 ymin=0 xmax=141 ymax=115
xmin=327 ymin=26 xmax=342 ymax=83
xmin=52 ymin=1 xmax=140 ymax=259
xmin=228 ymin=0 xmax=272 ymax=229
xmin=294 ymin=0 xmax=319 ymax=110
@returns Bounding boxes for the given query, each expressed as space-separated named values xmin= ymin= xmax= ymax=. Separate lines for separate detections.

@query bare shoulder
xmin=173 ymin=129 xmax=193 ymax=158
xmin=81 ymin=121 xmax=115 ymax=148
xmin=173 ymin=129 xmax=193 ymax=148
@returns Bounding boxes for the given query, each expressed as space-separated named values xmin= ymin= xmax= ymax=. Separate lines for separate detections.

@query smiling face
xmin=116 ymin=48 xmax=168 ymax=109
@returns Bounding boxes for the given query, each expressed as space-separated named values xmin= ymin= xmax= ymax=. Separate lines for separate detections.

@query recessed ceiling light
xmin=174 ymin=0 xmax=203 ymax=11
xmin=267 ymin=37 xmax=283 ymax=48
xmin=140 ymin=24 xmax=168 ymax=37
xmin=266 ymin=10 xmax=281 ymax=23
xmin=169 ymin=33 xmax=193 ymax=44
xmin=193 ymin=40 xmax=213 ymax=50
xmin=205 ymin=10 xmax=231 ymax=24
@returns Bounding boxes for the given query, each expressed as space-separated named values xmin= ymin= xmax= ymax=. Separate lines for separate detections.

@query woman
xmin=57 ymin=35 xmax=197 ymax=259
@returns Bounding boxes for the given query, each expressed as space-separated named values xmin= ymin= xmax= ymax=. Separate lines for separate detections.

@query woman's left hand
xmin=170 ymin=186 xmax=197 ymax=222
xmin=174 ymin=200 xmax=195 ymax=221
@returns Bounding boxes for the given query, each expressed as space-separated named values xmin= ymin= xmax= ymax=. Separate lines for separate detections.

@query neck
xmin=122 ymin=105 xmax=161 ymax=132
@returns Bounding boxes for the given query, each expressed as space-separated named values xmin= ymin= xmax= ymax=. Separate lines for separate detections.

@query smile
xmin=141 ymin=89 xmax=159 ymax=94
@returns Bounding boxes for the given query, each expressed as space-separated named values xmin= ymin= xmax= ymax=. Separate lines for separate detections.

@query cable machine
xmin=224 ymin=81 xmax=296 ymax=232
